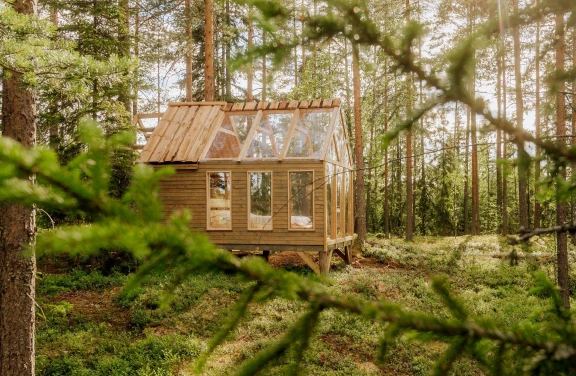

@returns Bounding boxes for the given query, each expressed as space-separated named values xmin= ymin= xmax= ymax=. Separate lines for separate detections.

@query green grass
xmin=35 ymin=235 xmax=574 ymax=375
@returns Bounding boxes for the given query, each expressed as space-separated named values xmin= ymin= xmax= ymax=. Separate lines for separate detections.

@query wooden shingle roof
xmin=137 ymin=99 xmax=342 ymax=164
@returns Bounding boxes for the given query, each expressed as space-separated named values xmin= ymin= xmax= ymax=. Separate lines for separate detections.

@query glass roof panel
xmin=286 ymin=129 xmax=312 ymax=157
xmin=333 ymin=113 xmax=345 ymax=160
xmin=301 ymin=110 xmax=332 ymax=158
xmin=326 ymin=136 xmax=337 ymax=161
xmin=341 ymin=142 xmax=351 ymax=166
xmin=266 ymin=113 xmax=293 ymax=154
xmin=206 ymin=131 xmax=241 ymax=158
xmin=205 ymin=114 xmax=256 ymax=159
xmin=246 ymin=129 xmax=277 ymax=158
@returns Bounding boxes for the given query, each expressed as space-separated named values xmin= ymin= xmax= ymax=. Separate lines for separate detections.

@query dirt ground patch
xmin=50 ymin=288 xmax=130 ymax=330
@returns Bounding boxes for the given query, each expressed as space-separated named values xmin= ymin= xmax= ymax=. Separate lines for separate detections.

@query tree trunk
xmin=496 ymin=43 xmax=502 ymax=229
xmin=352 ymin=44 xmax=366 ymax=242
xmin=204 ymin=0 xmax=214 ymax=101
xmin=133 ymin=0 xmax=140 ymax=115
xmin=247 ymin=9 xmax=253 ymax=101
xmin=262 ymin=32 xmax=267 ymax=101
xmin=405 ymin=0 xmax=413 ymax=242
xmin=185 ymin=0 xmax=193 ymax=101
xmin=502 ymin=41 xmax=509 ymax=236
xmin=464 ymin=106 xmax=470 ymax=234
xmin=0 ymin=3 xmax=37 ymax=375
xmin=555 ymin=11 xmax=570 ymax=310
xmin=383 ymin=57 xmax=390 ymax=238
xmin=118 ymin=0 xmax=131 ymax=112
xmin=513 ymin=0 xmax=528 ymax=229
xmin=534 ymin=11 xmax=541 ymax=229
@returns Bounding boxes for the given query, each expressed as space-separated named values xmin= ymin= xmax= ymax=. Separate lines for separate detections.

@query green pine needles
xmin=0 ymin=122 xmax=575 ymax=374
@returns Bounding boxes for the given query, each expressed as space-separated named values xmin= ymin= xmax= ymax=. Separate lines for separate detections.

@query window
xmin=289 ymin=172 xmax=314 ymax=230
xmin=207 ymin=172 xmax=232 ymax=230
xmin=326 ymin=163 xmax=334 ymax=239
xmin=248 ymin=172 xmax=272 ymax=230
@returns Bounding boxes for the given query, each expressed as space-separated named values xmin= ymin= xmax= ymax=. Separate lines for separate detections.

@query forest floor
xmin=35 ymin=235 xmax=574 ymax=375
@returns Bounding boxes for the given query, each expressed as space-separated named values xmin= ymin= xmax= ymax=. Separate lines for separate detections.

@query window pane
xmin=205 ymin=131 xmax=241 ymax=158
xmin=286 ymin=129 xmax=312 ymax=157
xmin=290 ymin=172 xmax=313 ymax=229
xmin=206 ymin=114 xmax=255 ymax=159
xmin=208 ymin=172 xmax=231 ymax=229
xmin=246 ymin=129 xmax=277 ymax=158
xmin=336 ymin=166 xmax=342 ymax=237
xmin=344 ymin=170 xmax=350 ymax=236
xmin=268 ymin=113 xmax=293 ymax=153
xmin=326 ymin=163 xmax=333 ymax=239
xmin=302 ymin=110 xmax=332 ymax=158
xmin=249 ymin=172 xmax=272 ymax=230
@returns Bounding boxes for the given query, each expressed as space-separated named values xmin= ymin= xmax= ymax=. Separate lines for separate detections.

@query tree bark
xmin=262 ymin=32 xmax=267 ymax=101
xmin=534 ymin=11 xmax=541 ymax=229
xmin=0 ymin=3 xmax=37 ymax=375
xmin=502 ymin=39 xmax=509 ymax=236
xmin=247 ymin=9 xmax=253 ymax=101
xmin=464 ymin=106 xmax=470 ymax=234
xmin=185 ymin=0 xmax=193 ymax=101
xmin=405 ymin=0 xmax=413 ymax=242
xmin=513 ymin=0 xmax=528 ymax=229
xmin=555 ymin=11 xmax=570 ymax=310
xmin=133 ymin=0 xmax=140 ymax=116
xmin=352 ymin=44 xmax=366 ymax=242
xmin=204 ymin=0 xmax=214 ymax=101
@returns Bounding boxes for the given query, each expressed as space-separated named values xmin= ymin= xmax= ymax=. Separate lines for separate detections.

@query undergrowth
xmin=35 ymin=235 xmax=571 ymax=375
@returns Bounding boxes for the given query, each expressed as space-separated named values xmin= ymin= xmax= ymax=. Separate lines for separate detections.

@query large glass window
xmin=289 ymin=172 xmax=314 ymax=230
xmin=207 ymin=172 xmax=232 ymax=230
xmin=249 ymin=172 xmax=272 ymax=230
xmin=336 ymin=166 xmax=342 ymax=237
xmin=326 ymin=163 xmax=334 ymax=239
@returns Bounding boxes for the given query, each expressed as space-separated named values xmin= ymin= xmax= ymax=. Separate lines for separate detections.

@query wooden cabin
xmin=136 ymin=99 xmax=355 ymax=273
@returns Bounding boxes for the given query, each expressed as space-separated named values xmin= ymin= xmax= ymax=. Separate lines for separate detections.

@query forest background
xmin=2 ymin=0 xmax=576 ymax=374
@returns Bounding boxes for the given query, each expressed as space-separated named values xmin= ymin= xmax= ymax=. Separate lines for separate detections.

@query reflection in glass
xmin=206 ymin=114 xmax=255 ymax=159
xmin=249 ymin=172 xmax=272 ymax=230
xmin=290 ymin=172 xmax=314 ymax=229
xmin=246 ymin=129 xmax=277 ymax=158
xmin=302 ymin=110 xmax=332 ymax=158
xmin=344 ymin=170 xmax=350 ymax=235
xmin=208 ymin=172 xmax=232 ymax=229
xmin=326 ymin=163 xmax=333 ymax=239
xmin=336 ymin=166 xmax=342 ymax=237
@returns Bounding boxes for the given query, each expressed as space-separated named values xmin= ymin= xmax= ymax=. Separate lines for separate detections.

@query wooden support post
xmin=296 ymin=252 xmax=320 ymax=274
xmin=263 ymin=250 xmax=270 ymax=262
xmin=344 ymin=245 xmax=352 ymax=264
xmin=318 ymin=250 xmax=333 ymax=274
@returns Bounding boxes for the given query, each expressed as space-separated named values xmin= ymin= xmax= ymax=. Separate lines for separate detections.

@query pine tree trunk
xmin=496 ymin=44 xmax=503 ymax=229
xmin=352 ymin=44 xmax=366 ymax=242
xmin=133 ymin=0 xmax=140 ymax=115
xmin=534 ymin=12 xmax=541 ymax=229
xmin=0 ymin=4 xmax=37 ymax=375
xmin=118 ymin=0 xmax=131 ymax=112
xmin=464 ymin=107 xmax=470 ymax=234
xmin=185 ymin=0 xmax=193 ymax=101
xmin=247 ymin=9 xmax=253 ymax=101
xmin=555 ymin=11 xmax=570 ymax=310
xmin=204 ymin=0 xmax=214 ymax=101
xmin=384 ymin=59 xmax=390 ymax=238
xmin=405 ymin=0 xmax=413 ymax=242
xmin=262 ymin=32 xmax=267 ymax=101
xmin=502 ymin=44 xmax=509 ymax=236
xmin=469 ymin=16 xmax=480 ymax=235
xmin=513 ymin=0 xmax=528 ymax=229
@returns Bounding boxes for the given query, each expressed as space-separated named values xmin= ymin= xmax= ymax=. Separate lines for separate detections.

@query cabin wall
xmin=158 ymin=161 xmax=326 ymax=250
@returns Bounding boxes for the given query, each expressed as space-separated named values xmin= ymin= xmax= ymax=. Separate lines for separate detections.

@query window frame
xmin=247 ymin=171 xmax=274 ymax=231
xmin=206 ymin=171 xmax=233 ymax=231
xmin=288 ymin=170 xmax=315 ymax=231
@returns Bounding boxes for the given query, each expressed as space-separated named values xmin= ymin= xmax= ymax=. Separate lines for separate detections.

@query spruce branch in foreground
xmin=1 ymin=123 xmax=576 ymax=374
